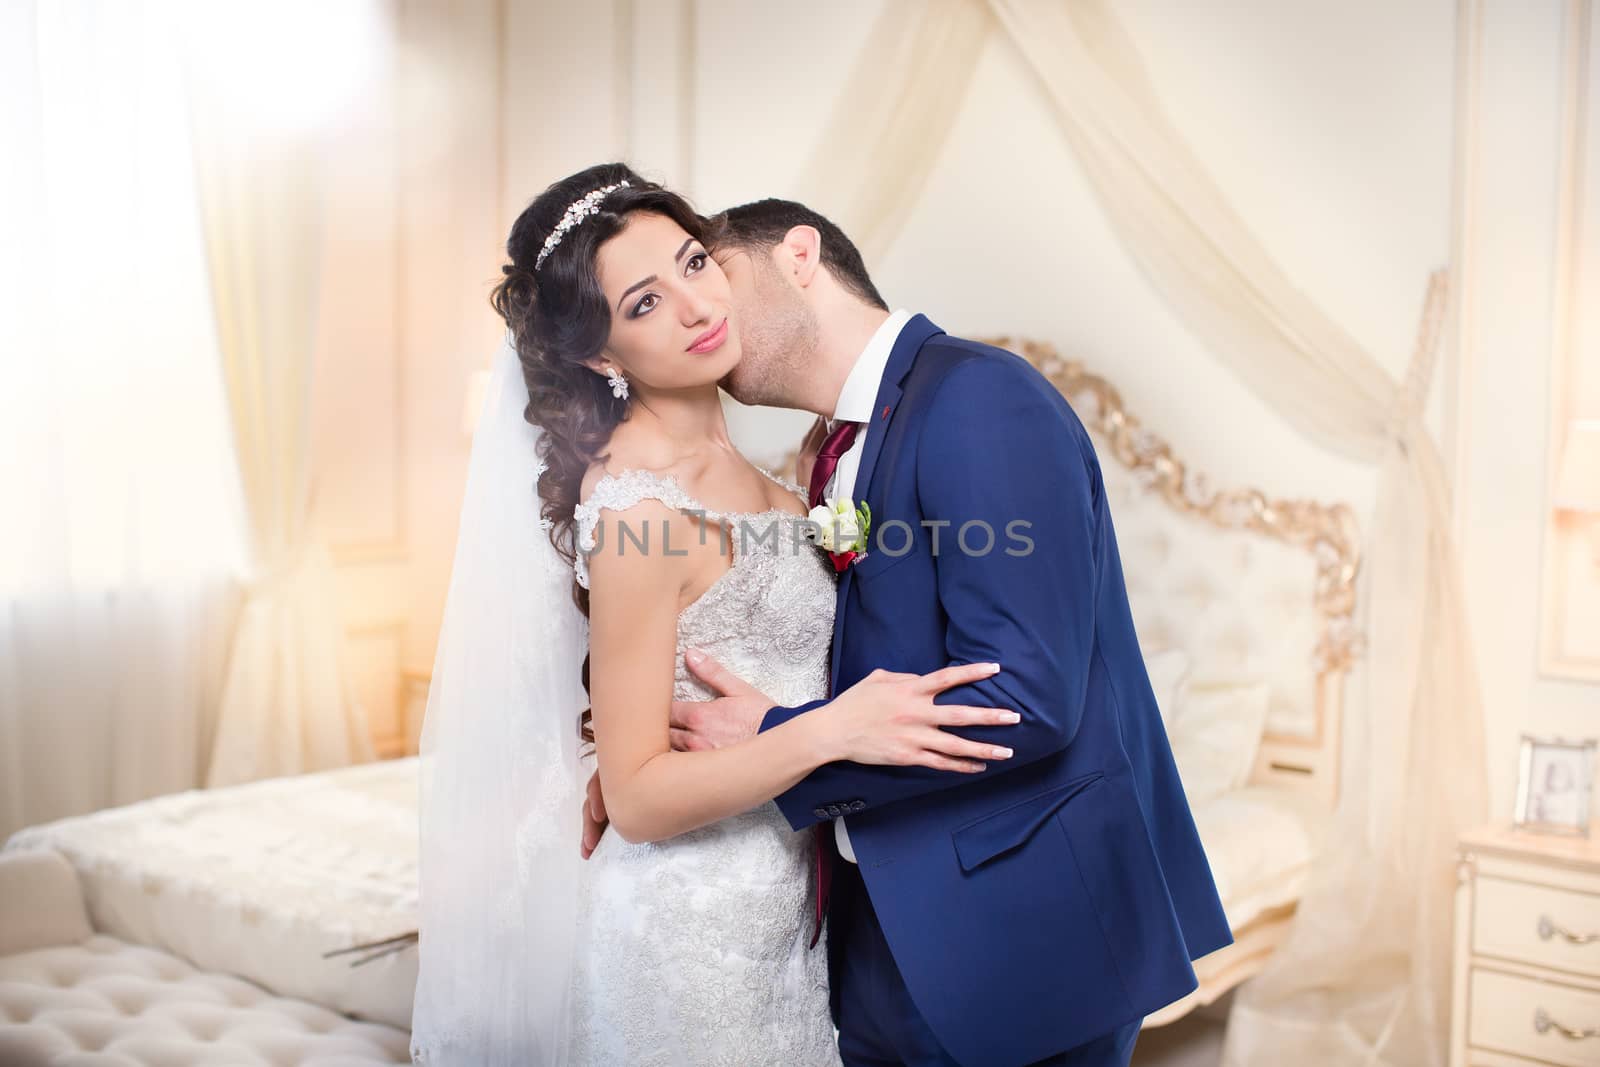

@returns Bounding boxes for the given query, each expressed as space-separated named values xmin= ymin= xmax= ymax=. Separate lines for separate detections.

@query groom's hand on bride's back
xmin=583 ymin=651 xmax=787 ymax=857
xmin=585 ymin=650 xmax=790 ymax=857
xmin=669 ymin=647 xmax=773 ymax=752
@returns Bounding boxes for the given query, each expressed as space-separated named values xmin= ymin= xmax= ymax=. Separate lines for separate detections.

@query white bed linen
xmin=1189 ymin=782 xmax=1330 ymax=931
xmin=3 ymin=758 xmax=419 ymax=1031
xmin=2 ymin=755 xmax=1327 ymax=1036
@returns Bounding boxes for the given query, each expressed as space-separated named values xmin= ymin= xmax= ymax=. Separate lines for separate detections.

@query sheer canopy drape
xmin=174 ymin=9 xmax=373 ymax=787
xmin=0 ymin=0 xmax=249 ymax=840
xmin=792 ymin=2 xmax=1487 ymax=1063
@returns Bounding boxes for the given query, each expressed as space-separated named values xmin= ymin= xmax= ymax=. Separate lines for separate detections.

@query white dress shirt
xmin=819 ymin=308 xmax=913 ymax=863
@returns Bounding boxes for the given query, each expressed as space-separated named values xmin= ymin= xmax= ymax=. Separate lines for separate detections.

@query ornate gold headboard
xmin=986 ymin=337 xmax=1361 ymax=809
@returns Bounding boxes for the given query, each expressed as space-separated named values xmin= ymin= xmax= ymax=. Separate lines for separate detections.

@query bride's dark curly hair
xmin=489 ymin=162 xmax=709 ymax=745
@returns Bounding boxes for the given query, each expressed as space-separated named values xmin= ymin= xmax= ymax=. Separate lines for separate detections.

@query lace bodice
xmin=568 ymin=464 xmax=843 ymax=1065
xmin=573 ymin=464 xmax=807 ymax=589
xmin=573 ymin=465 xmax=838 ymax=708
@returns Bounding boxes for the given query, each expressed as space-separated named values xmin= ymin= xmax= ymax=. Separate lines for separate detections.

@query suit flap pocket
xmin=951 ymin=772 xmax=1105 ymax=873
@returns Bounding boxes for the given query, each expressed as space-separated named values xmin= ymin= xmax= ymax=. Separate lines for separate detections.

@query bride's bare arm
xmin=585 ymin=500 xmax=1014 ymax=845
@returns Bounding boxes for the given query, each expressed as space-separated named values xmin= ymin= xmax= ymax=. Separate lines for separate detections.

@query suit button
xmin=851 ymin=800 xmax=866 ymax=812
xmin=812 ymin=807 xmax=828 ymax=819
xmin=826 ymin=805 xmax=842 ymax=817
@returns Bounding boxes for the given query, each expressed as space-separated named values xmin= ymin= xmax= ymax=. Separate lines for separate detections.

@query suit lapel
xmin=829 ymin=314 xmax=944 ymax=697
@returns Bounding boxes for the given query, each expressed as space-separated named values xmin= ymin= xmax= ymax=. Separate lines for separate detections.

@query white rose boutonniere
xmin=805 ymin=496 xmax=871 ymax=573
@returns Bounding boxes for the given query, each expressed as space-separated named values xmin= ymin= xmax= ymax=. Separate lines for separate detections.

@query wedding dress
xmin=566 ymin=465 xmax=842 ymax=1067
xmin=409 ymin=337 xmax=842 ymax=1065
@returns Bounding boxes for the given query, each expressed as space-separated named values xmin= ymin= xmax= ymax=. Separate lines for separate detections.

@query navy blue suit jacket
xmin=759 ymin=315 xmax=1234 ymax=1066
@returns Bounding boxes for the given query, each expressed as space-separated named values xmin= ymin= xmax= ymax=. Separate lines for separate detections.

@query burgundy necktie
xmin=807 ymin=418 xmax=861 ymax=947
xmin=808 ymin=419 xmax=863 ymax=509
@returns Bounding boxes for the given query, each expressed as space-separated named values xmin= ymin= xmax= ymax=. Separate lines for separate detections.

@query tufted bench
xmin=0 ymin=850 xmax=410 ymax=1066
xmin=1 ymin=758 xmax=420 ymax=1033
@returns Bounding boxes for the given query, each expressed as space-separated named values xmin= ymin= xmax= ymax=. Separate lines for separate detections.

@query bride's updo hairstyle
xmin=489 ymin=162 xmax=709 ymax=745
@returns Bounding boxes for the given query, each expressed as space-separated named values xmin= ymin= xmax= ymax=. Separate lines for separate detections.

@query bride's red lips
xmin=687 ymin=318 xmax=729 ymax=353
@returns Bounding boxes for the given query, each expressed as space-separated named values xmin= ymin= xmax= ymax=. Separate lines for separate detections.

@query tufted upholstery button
xmin=0 ymin=936 xmax=412 ymax=1064
xmin=1097 ymin=454 xmax=1329 ymax=739
xmin=0 ymin=762 xmax=421 ymax=1052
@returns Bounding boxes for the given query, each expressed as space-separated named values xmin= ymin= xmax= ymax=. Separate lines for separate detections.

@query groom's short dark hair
xmin=705 ymin=199 xmax=889 ymax=312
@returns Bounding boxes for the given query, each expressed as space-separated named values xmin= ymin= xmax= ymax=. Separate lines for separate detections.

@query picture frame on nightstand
xmin=1512 ymin=733 xmax=1596 ymax=837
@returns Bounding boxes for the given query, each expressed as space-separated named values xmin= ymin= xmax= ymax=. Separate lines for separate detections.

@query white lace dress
xmin=568 ymin=465 xmax=842 ymax=1067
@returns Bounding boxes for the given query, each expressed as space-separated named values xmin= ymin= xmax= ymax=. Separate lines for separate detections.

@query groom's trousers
xmin=829 ymin=856 xmax=1141 ymax=1067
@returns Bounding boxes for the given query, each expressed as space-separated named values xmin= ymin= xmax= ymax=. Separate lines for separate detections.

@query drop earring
xmin=605 ymin=365 xmax=629 ymax=400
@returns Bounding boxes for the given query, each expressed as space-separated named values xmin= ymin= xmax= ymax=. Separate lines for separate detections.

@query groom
xmin=583 ymin=199 xmax=1234 ymax=1066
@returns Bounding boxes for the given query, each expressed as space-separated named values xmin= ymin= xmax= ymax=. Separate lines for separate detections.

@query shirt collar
xmin=830 ymin=308 xmax=913 ymax=427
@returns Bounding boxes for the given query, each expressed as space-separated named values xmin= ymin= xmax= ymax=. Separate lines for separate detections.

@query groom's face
xmin=712 ymin=240 xmax=818 ymax=408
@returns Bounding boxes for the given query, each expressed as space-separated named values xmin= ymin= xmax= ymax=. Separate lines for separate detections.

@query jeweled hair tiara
xmin=534 ymin=181 xmax=631 ymax=271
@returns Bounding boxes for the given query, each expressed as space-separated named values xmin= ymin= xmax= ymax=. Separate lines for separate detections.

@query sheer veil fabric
xmin=410 ymin=335 xmax=590 ymax=1064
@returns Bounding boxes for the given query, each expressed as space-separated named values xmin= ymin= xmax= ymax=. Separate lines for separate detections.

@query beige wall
xmin=308 ymin=0 xmax=502 ymax=756
xmin=1451 ymin=0 xmax=1600 ymax=822
xmin=309 ymin=0 xmax=1600 ymax=813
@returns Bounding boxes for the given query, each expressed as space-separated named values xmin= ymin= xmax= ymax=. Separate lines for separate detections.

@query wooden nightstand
xmin=1451 ymin=822 xmax=1600 ymax=1066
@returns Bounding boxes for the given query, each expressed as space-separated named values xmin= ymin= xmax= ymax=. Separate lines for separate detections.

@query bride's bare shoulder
xmin=577 ymin=455 xmax=683 ymax=508
xmin=577 ymin=425 xmax=695 ymax=508
xmin=576 ymin=431 xmax=650 ymax=505
xmin=576 ymin=450 xmax=699 ymax=598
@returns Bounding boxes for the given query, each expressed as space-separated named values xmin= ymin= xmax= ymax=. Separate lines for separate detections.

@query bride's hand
xmin=825 ymin=663 xmax=1020 ymax=773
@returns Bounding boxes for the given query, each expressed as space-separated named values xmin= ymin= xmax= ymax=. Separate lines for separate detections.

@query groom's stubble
xmin=720 ymin=250 xmax=822 ymax=411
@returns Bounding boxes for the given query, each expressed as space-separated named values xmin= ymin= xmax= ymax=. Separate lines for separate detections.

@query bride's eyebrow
xmin=616 ymin=238 xmax=698 ymax=312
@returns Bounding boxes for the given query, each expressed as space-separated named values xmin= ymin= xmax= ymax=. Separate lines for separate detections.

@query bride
xmin=409 ymin=163 xmax=1017 ymax=1065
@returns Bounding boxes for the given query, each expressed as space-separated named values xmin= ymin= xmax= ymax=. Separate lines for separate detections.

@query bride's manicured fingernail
xmin=685 ymin=648 xmax=704 ymax=666
xmin=1001 ymin=712 xmax=1021 ymax=723
xmin=991 ymin=746 xmax=1013 ymax=759
xmin=983 ymin=662 xmax=1000 ymax=673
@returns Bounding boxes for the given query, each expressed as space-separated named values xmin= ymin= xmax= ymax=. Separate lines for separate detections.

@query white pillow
xmin=1142 ymin=648 xmax=1191 ymax=732
xmin=1166 ymin=673 xmax=1271 ymax=805
xmin=1190 ymin=784 xmax=1327 ymax=928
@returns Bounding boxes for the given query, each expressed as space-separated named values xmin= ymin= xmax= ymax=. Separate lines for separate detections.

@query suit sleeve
xmin=758 ymin=355 xmax=1101 ymax=830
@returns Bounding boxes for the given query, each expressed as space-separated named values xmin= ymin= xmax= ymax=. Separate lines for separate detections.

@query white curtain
xmin=0 ymin=1 xmax=249 ymax=841
xmin=174 ymin=4 xmax=374 ymax=786
xmin=793 ymin=2 xmax=1488 ymax=1064
xmin=793 ymin=0 xmax=992 ymax=265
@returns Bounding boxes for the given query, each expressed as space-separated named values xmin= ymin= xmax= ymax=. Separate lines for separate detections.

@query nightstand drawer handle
xmin=1538 ymin=914 xmax=1600 ymax=945
xmin=1534 ymin=1008 xmax=1599 ymax=1041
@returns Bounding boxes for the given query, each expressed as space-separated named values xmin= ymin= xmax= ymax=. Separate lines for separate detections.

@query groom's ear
xmin=777 ymin=224 xmax=824 ymax=287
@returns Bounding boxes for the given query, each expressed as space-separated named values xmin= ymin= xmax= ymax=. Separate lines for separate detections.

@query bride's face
xmin=592 ymin=212 xmax=741 ymax=393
